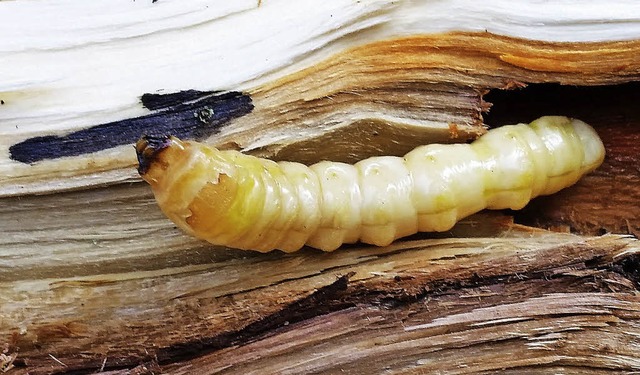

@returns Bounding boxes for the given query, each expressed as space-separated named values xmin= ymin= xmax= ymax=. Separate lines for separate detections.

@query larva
xmin=136 ymin=116 xmax=605 ymax=253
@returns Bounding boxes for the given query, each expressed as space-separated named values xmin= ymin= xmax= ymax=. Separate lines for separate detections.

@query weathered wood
xmin=164 ymin=293 xmax=640 ymax=374
xmin=3 ymin=229 xmax=638 ymax=374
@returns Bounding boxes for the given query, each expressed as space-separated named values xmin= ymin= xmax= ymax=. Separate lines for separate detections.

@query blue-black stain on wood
xmin=9 ymin=90 xmax=253 ymax=164
xmin=140 ymin=90 xmax=215 ymax=111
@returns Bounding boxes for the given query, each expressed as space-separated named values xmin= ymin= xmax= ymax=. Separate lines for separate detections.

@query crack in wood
xmin=156 ymin=272 xmax=356 ymax=365
xmin=6 ymin=235 xmax=638 ymax=374
xmin=94 ymin=252 xmax=636 ymax=374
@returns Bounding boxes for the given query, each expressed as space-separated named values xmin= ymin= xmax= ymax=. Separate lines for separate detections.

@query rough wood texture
xmin=165 ymin=293 xmax=640 ymax=374
xmin=2 ymin=62 xmax=640 ymax=375
xmin=2 ymin=67 xmax=640 ymax=375
xmin=3 ymin=226 xmax=639 ymax=374
xmin=4 ymin=116 xmax=637 ymax=374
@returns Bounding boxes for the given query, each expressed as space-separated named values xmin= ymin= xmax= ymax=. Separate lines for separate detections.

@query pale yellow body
xmin=139 ymin=116 xmax=605 ymax=253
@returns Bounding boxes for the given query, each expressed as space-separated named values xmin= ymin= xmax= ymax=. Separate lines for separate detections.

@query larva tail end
xmin=135 ymin=135 xmax=173 ymax=175
xmin=569 ymin=118 xmax=606 ymax=173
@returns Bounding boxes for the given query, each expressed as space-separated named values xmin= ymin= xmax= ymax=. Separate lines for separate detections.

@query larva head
xmin=136 ymin=135 xmax=242 ymax=242
xmin=136 ymin=135 xmax=186 ymax=184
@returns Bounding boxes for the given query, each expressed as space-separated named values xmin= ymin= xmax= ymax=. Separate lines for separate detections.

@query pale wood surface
xmin=2 ymin=33 xmax=639 ymax=196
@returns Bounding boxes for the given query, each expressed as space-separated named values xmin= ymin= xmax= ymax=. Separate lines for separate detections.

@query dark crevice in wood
xmin=613 ymin=254 xmax=640 ymax=290
xmin=345 ymin=258 xmax=617 ymax=310
xmin=483 ymin=81 xmax=640 ymax=127
xmin=155 ymin=272 xmax=356 ymax=366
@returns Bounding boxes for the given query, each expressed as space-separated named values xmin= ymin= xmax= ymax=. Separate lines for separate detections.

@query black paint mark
xmin=9 ymin=90 xmax=253 ymax=164
xmin=140 ymin=90 xmax=211 ymax=111
xmin=1 ymin=100 xmax=5 ymax=105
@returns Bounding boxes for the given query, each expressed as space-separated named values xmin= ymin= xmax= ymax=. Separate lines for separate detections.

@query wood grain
xmin=2 ymin=222 xmax=639 ymax=374
xmin=2 ymin=72 xmax=640 ymax=375
xmin=3 ymin=33 xmax=639 ymax=195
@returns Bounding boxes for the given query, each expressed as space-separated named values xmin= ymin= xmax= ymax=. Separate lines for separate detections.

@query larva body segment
xmin=357 ymin=156 xmax=418 ymax=246
xmin=136 ymin=116 xmax=605 ymax=253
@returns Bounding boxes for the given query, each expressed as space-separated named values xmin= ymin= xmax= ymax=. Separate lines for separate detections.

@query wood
xmin=3 ymin=226 xmax=639 ymax=374
xmin=166 ymin=294 xmax=640 ymax=374
xmin=2 ymin=34 xmax=640 ymax=195
xmin=1 ymin=1 xmax=640 ymax=374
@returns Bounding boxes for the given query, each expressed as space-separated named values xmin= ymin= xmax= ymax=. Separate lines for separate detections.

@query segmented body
xmin=136 ymin=116 xmax=605 ymax=253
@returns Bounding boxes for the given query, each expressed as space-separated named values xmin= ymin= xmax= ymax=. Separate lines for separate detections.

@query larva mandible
xmin=136 ymin=116 xmax=605 ymax=253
